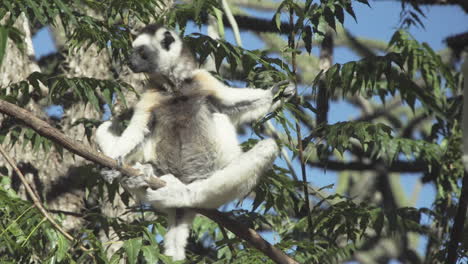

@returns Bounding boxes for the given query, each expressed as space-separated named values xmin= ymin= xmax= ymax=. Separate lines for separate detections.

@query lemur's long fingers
xmin=116 ymin=157 xmax=124 ymax=168
xmin=283 ymin=83 xmax=297 ymax=98
xmin=101 ymin=169 xmax=123 ymax=184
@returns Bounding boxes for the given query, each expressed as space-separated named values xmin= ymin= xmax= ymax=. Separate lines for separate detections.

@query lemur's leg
xmin=163 ymin=209 xmax=195 ymax=261
xmin=194 ymin=69 xmax=294 ymax=126
xmin=120 ymin=175 xmax=194 ymax=261
xmin=144 ymin=138 xmax=279 ymax=209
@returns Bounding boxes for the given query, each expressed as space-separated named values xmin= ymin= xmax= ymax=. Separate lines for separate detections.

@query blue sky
xmin=31 ymin=1 xmax=467 ymax=261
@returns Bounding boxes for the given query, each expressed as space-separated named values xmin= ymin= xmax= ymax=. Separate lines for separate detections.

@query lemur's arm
xmin=194 ymin=69 xmax=294 ymax=126
xmin=95 ymin=91 xmax=162 ymax=159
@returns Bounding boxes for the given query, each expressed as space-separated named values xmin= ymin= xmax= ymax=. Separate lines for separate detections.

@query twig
xmin=0 ymin=144 xmax=90 ymax=254
xmin=307 ymin=159 xmax=428 ymax=173
xmin=221 ymin=0 xmax=242 ymax=46
xmin=0 ymin=99 xmax=298 ymax=264
xmin=198 ymin=209 xmax=298 ymax=264
xmin=218 ymin=224 xmax=236 ymax=257
xmin=288 ymin=7 xmax=313 ymax=234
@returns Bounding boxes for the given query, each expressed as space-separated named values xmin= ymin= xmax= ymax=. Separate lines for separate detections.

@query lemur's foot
xmin=144 ymin=174 xmax=190 ymax=208
xmin=101 ymin=169 xmax=122 ymax=184
xmin=120 ymin=162 xmax=154 ymax=189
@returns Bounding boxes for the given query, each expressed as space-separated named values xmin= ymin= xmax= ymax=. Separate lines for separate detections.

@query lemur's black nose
xmin=161 ymin=31 xmax=175 ymax=51
xmin=128 ymin=51 xmax=146 ymax=73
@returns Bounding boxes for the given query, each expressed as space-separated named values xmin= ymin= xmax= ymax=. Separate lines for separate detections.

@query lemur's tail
xmin=164 ymin=209 xmax=195 ymax=261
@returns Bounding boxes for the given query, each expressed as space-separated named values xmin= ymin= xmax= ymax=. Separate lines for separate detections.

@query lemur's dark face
xmin=129 ymin=25 xmax=181 ymax=74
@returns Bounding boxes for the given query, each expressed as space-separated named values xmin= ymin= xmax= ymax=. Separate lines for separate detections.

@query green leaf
xmin=141 ymin=246 xmax=158 ymax=263
xmin=323 ymin=6 xmax=336 ymax=31
xmin=335 ymin=5 xmax=344 ymax=25
xmin=303 ymin=25 xmax=312 ymax=54
xmin=275 ymin=12 xmax=282 ymax=31
xmin=124 ymin=238 xmax=142 ymax=264
xmin=344 ymin=3 xmax=357 ymax=22
xmin=56 ymin=233 xmax=70 ymax=262
xmin=355 ymin=0 xmax=371 ymax=7
xmin=0 ymin=26 xmax=7 ymax=69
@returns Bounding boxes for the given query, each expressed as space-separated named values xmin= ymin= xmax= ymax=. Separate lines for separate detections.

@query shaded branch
xmin=398 ymin=0 xmax=468 ymax=12
xmin=447 ymin=54 xmax=468 ymax=263
xmin=445 ymin=31 xmax=468 ymax=59
xmin=230 ymin=0 xmax=280 ymax=11
xmin=199 ymin=209 xmax=298 ymax=264
xmin=0 ymin=99 xmax=298 ymax=264
xmin=0 ymin=99 xmax=165 ymax=188
xmin=316 ymin=31 xmax=334 ymax=130
xmin=446 ymin=171 xmax=468 ymax=263
xmin=307 ymin=159 xmax=428 ymax=173
xmin=196 ymin=13 xmax=293 ymax=34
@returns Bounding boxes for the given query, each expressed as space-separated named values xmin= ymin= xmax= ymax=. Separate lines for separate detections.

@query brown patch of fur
xmin=137 ymin=70 xmax=220 ymax=112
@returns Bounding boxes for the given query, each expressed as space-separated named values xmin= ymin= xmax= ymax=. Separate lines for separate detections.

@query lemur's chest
xmin=151 ymin=95 xmax=219 ymax=182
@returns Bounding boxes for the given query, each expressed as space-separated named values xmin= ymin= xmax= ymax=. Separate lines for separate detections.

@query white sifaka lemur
xmin=95 ymin=24 xmax=294 ymax=261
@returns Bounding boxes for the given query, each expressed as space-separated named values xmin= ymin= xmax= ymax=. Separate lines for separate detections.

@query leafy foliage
xmin=0 ymin=176 xmax=75 ymax=264
xmin=2 ymin=71 xmax=133 ymax=111
xmin=314 ymin=121 xmax=442 ymax=166
xmin=0 ymin=0 xmax=466 ymax=263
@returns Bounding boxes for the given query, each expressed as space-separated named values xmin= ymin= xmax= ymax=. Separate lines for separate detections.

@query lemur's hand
xmin=95 ymin=121 xmax=113 ymax=152
xmin=282 ymin=83 xmax=296 ymax=99
xmin=270 ymin=81 xmax=296 ymax=100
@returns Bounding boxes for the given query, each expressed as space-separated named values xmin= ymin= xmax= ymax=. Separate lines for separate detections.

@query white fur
xmin=144 ymin=138 xmax=278 ymax=208
xmin=162 ymin=210 xmax=195 ymax=260
xmin=153 ymin=30 xmax=183 ymax=75
xmin=133 ymin=30 xmax=187 ymax=81
xmin=96 ymin=112 xmax=150 ymax=159
xmin=192 ymin=69 xmax=295 ymax=126
xmin=132 ymin=34 xmax=151 ymax=48
xmin=95 ymin=27 xmax=293 ymax=261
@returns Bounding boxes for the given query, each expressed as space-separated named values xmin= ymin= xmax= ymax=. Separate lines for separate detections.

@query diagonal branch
xmin=199 ymin=209 xmax=298 ymax=264
xmin=307 ymin=159 xmax=428 ymax=173
xmin=0 ymin=99 xmax=298 ymax=264
xmin=0 ymin=99 xmax=165 ymax=188
xmin=399 ymin=0 xmax=468 ymax=12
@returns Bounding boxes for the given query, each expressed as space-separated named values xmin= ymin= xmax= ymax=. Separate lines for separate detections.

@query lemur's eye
xmin=161 ymin=31 xmax=175 ymax=51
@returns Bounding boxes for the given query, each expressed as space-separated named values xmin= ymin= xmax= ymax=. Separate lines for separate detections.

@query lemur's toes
xmin=116 ymin=157 xmax=124 ymax=167
xmin=101 ymin=169 xmax=122 ymax=184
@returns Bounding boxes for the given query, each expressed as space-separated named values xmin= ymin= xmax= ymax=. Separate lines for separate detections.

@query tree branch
xmin=0 ymin=99 xmax=298 ymax=264
xmin=447 ymin=54 xmax=468 ymax=263
xmin=445 ymin=31 xmax=468 ymax=59
xmin=398 ymin=0 xmax=468 ymax=12
xmin=307 ymin=159 xmax=428 ymax=173
xmin=0 ymin=99 xmax=165 ymax=188
xmin=196 ymin=13 xmax=293 ymax=34
xmin=198 ymin=209 xmax=298 ymax=264
xmin=446 ymin=171 xmax=468 ymax=263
